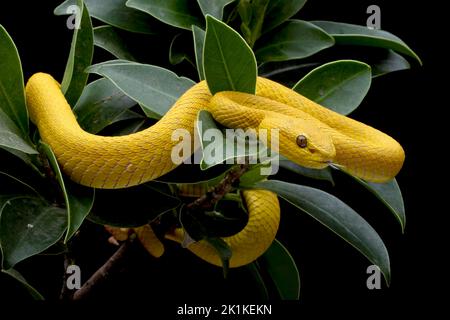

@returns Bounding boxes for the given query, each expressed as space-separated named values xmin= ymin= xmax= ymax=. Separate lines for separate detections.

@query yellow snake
xmin=25 ymin=73 xmax=404 ymax=267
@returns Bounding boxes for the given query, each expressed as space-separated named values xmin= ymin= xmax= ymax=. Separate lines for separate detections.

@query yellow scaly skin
xmin=25 ymin=73 xmax=405 ymax=267
xmin=166 ymin=189 xmax=280 ymax=268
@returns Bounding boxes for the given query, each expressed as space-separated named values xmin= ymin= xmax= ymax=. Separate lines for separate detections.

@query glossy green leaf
xmin=93 ymin=26 xmax=136 ymax=61
xmin=0 ymin=171 xmax=40 ymax=197
xmin=239 ymin=163 xmax=271 ymax=187
xmin=60 ymin=1 xmax=94 ymax=107
xmin=0 ymin=25 xmax=28 ymax=135
xmin=0 ymin=196 xmax=67 ymax=269
xmin=246 ymin=262 xmax=269 ymax=300
xmin=255 ymin=180 xmax=391 ymax=284
xmin=259 ymin=61 xmax=320 ymax=86
xmin=279 ymin=155 xmax=334 ymax=183
xmin=238 ymin=0 xmax=270 ymax=47
xmin=0 ymin=109 xmax=37 ymax=155
xmin=293 ymin=60 xmax=372 ymax=115
xmin=197 ymin=0 xmax=235 ymax=20
xmin=204 ymin=15 xmax=257 ymax=94
xmin=112 ymin=109 xmax=143 ymax=123
xmin=262 ymin=0 xmax=307 ymax=33
xmin=255 ymin=20 xmax=334 ymax=63
xmin=73 ymin=78 xmax=137 ymax=134
xmin=87 ymin=60 xmax=195 ymax=118
xmin=88 ymin=183 xmax=180 ymax=227
xmin=192 ymin=25 xmax=206 ymax=80
xmin=156 ymin=163 xmax=232 ymax=184
xmin=205 ymin=237 xmax=232 ymax=276
xmin=354 ymin=177 xmax=405 ymax=232
xmin=126 ymin=0 xmax=203 ymax=30
xmin=2 ymin=268 xmax=45 ymax=300
xmin=40 ymin=142 xmax=95 ymax=243
xmin=55 ymin=0 xmax=158 ymax=34
xmin=197 ymin=111 xmax=268 ymax=170
xmin=259 ymin=239 xmax=300 ymax=300
xmin=169 ymin=32 xmax=195 ymax=66
xmin=372 ymin=50 xmax=411 ymax=78
xmin=311 ymin=21 xmax=422 ymax=65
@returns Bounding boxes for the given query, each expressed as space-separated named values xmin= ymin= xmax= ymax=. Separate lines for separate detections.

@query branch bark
xmin=187 ymin=163 xmax=250 ymax=211
xmin=72 ymin=235 xmax=135 ymax=300
xmin=70 ymin=164 xmax=250 ymax=300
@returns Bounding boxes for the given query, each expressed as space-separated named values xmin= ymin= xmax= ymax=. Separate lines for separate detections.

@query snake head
xmin=259 ymin=114 xmax=336 ymax=169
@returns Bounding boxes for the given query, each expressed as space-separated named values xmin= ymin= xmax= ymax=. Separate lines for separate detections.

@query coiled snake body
xmin=25 ymin=73 xmax=404 ymax=267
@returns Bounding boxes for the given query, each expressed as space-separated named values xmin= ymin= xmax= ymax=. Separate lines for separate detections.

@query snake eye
xmin=296 ymin=135 xmax=308 ymax=148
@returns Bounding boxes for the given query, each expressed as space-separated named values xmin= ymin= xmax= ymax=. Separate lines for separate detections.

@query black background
xmin=0 ymin=0 xmax=443 ymax=313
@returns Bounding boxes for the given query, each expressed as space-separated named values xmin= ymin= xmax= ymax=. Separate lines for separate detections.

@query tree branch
xmin=187 ymin=163 xmax=250 ymax=211
xmin=59 ymin=253 xmax=75 ymax=300
xmin=72 ymin=235 xmax=135 ymax=301
xmin=70 ymin=164 xmax=250 ymax=300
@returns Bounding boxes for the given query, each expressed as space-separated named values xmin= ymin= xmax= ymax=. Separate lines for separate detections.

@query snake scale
xmin=25 ymin=73 xmax=404 ymax=267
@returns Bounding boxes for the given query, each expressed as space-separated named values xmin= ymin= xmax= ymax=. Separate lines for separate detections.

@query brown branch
xmin=187 ymin=163 xmax=250 ymax=211
xmin=59 ymin=253 xmax=75 ymax=300
xmin=69 ymin=164 xmax=250 ymax=300
xmin=72 ymin=235 xmax=135 ymax=301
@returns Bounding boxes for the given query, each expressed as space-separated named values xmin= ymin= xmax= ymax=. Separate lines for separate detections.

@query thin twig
xmin=70 ymin=164 xmax=250 ymax=299
xmin=187 ymin=163 xmax=250 ymax=211
xmin=72 ymin=235 xmax=135 ymax=301
xmin=59 ymin=253 xmax=74 ymax=300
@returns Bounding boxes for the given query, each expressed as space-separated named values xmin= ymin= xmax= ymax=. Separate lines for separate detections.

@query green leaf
xmin=0 ymin=108 xmax=37 ymax=155
xmin=311 ymin=21 xmax=422 ymax=65
xmin=93 ymin=26 xmax=136 ymax=61
xmin=238 ymin=0 xmax=270 ymax=48
xmin=88 ymin=183 xmax=180 ymax=227
xmin=255 ymin=20 xmax=334 ymax=63
xmin=0 ymin=25 xmax=29 ymax=135
xmin=352 ymin=177 xmax=405 ymax=232
xmin=279 ymin=155 xmax=334 ymax=184
xmin=197 ymin=0 xmax=235 ymax=20
xmin=73 ymin=78 xmax=137 ymax=134
xmin=40 ymin=142 xmax=95 ymax=243
xmin=255 ymin=180 xmax=391 ymax=284
xmin=60 ymin=1 xmax=94 ymax=107
xmin=262 ymin=0 xmax=307 ymax=33
xmin=1 ymin=269 xmax=45 ymax=300
xmin=372 ymin=49 xmax=411 ymax=78
xmin=192 ymin=25 xmax=206 ymax=80
xmin=111 ymin=109 xmax=143 ymax=123
xmin=205 ymin=237 xmax=232 ymax=277
xmin=55 ymin=0 xmax=158 ymax=34
xmin=258 ymin=239 xmax=300 ymax=300
xmin=126 ymin=0 xmax=203 ymax=31
xmin=246 ymin=262 xmax=269 ymax=300
xmin=293 ymin=60 xmax=372 ymax=115
xmin=0 ymin=196 xmax=67 ymax=269
xmin=196 ymin=111 xmax=267 ymax=170
xmin=0 ymin=171 xmax=40 ymax=197
xmin=169 ymin=32 xmax=195 ymax=66
xmin=156 ymin=164 xmax=232 ymax=184
xmin=204 ymin=15 xmax=257 ymax=94
xmin=87 ymin=60 xmax=195 ymax=118
xmin=259 ymin=60 xmax=320 ymax=83
xmin=239 ymin=163 xmax=271 ymax=187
